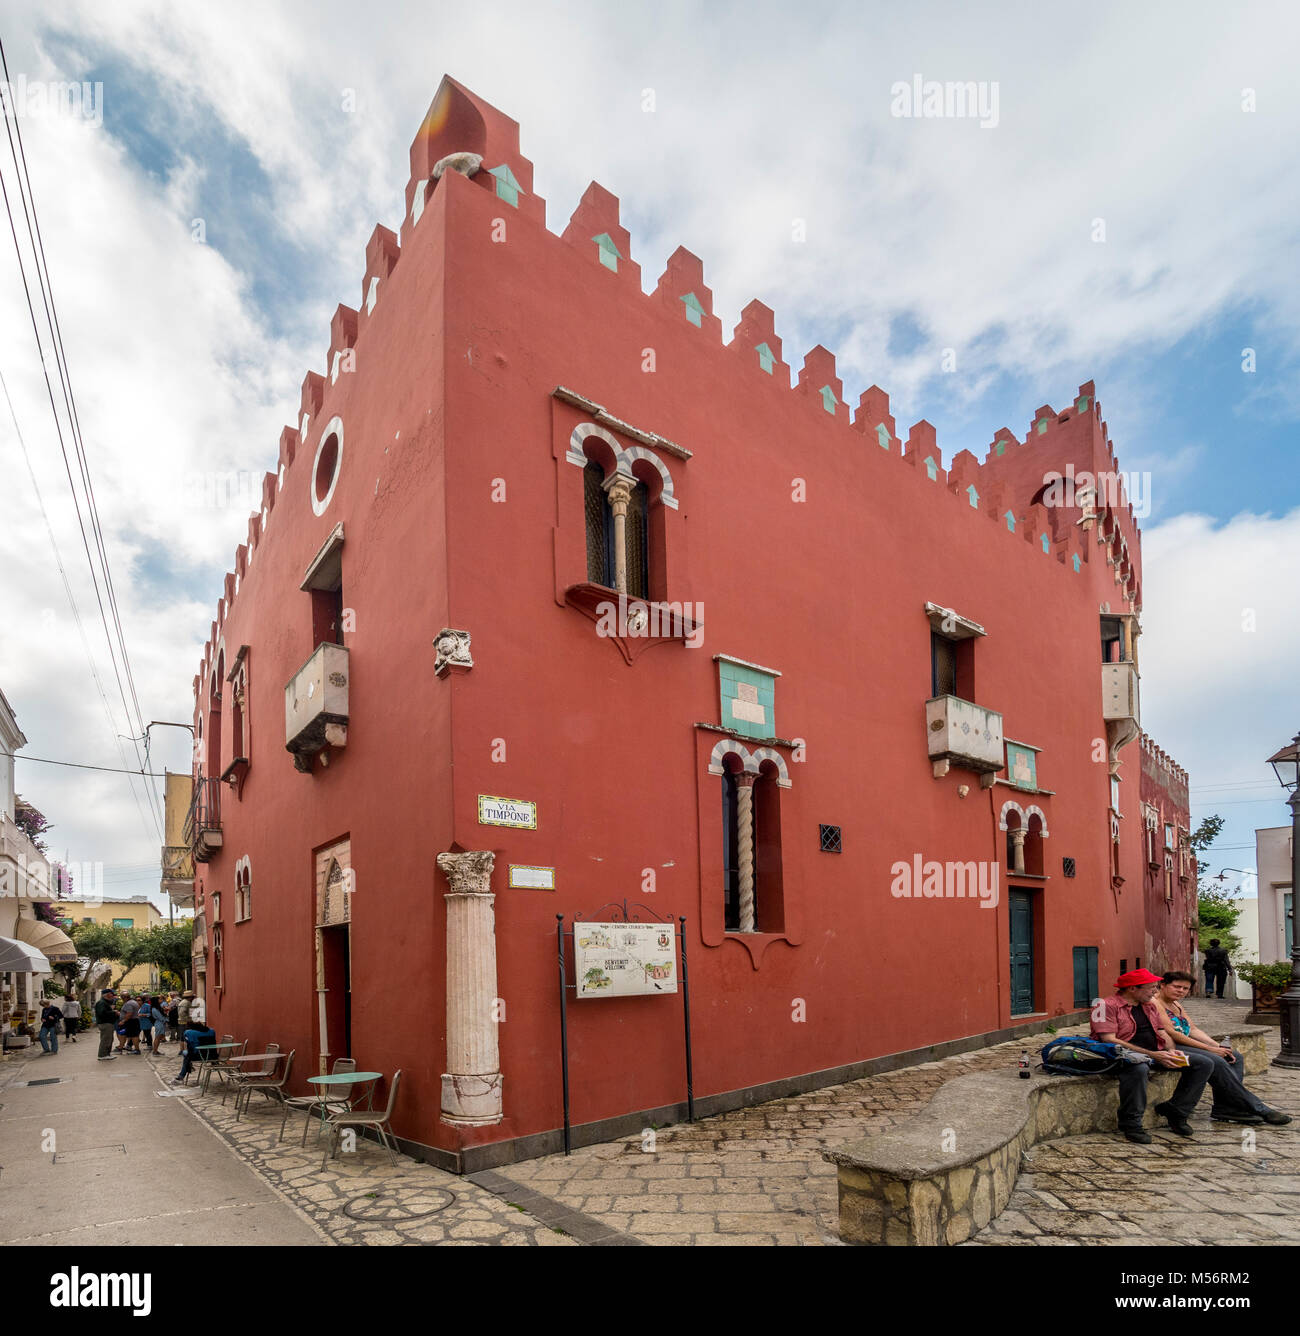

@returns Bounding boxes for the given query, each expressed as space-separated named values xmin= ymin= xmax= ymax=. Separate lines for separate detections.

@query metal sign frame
xmin=555 ymin=899 xmax=695 ymax=1155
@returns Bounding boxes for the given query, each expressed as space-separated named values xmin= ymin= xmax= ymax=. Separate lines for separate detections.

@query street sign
xmin=477 ymin=795 xmax=537 ymax=829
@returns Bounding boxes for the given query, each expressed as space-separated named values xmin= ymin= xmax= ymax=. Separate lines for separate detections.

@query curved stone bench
xmin=823 ymin=1027 xmax=1270 ymax=1246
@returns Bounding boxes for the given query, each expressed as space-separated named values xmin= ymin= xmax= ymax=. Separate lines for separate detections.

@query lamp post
xmin=1268 ymin=734 xmax=1300 ymax=1068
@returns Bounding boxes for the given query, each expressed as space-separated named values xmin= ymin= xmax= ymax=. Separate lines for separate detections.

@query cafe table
xmin=192 ymin=1040 xmax=241 ymax=1093
xmin=307 ymin=1071 xmax=382 ymax=1123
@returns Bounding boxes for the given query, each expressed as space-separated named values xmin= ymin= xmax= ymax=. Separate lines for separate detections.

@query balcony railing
xmin=926 ymin=694 xmax=1005 ymax=780
xmin=183 ymin=777 xmax=223 ymax=863
xmin=285 ymin=642 xmax=350 ymax=771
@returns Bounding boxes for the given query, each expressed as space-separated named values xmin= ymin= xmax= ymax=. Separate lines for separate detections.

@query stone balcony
xmin=1101 ymin=661 xmax=1140 ymax=724
xmin=926 ymin=695 xmax=1004 ymax=784
xmin=285 ymin=642 xmax=350 ymax=771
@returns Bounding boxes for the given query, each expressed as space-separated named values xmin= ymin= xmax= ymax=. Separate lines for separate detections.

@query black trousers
xmin=1113 ymin=1050 xmax=1251 ymax=1131
xmin=1205 ymin=967 xmax=1228 ymax=998
xmin=62 ymin=1017 xmax=78 ymax=1038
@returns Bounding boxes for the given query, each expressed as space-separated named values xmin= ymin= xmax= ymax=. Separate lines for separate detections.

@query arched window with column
xmin=708 ymin=740 xmax=791 ymax=935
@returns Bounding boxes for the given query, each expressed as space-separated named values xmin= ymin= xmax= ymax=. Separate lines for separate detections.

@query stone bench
xmin=823 ymin=1027 xmax=1270 ymax=1246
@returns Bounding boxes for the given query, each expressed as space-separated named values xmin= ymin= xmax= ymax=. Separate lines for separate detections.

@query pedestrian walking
xmin=119 ymin=993 xmax=142 ymax=1054
xmin=94 ymin=988 xmax=120 ymax=1060
xmin=61 ymin=993 xmax=81 ymax=1042
xmin=176 ymin=991 xmax=192 ymax=1033
xmin=150 ymin=995 xmax=167 ymax=1053
xmin=38 ymin=1000 xmax=63 ymax=1054
xmin=166 ymin=994 xmax=180 ymax=1042
xmin=1203 ymin=940 xmax=1232 ymax=999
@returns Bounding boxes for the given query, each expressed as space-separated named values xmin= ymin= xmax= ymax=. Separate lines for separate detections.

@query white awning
xmin=12 ymin=917 xmax=77 ymax=963
xmin=0 ymin=935 xmax=51 ymax=973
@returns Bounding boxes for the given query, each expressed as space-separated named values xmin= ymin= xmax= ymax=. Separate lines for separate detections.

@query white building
xmin=0 ymin=689 xmax=75 ymax=1043
xmin=1257 ymin=824 xmax=1294 ymax=965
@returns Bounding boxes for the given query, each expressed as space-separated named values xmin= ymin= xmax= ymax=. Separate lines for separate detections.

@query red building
xmin=174 ymin=77 xmax=1193 ymax=1171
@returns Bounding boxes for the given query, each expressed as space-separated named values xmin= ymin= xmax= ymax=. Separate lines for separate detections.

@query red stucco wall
xmin=187 ymin=78 xmax=1186 ymax=1162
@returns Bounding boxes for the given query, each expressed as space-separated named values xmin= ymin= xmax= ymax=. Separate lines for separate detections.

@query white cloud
xmin=0 ymin=0 xmax=1297 ymax=893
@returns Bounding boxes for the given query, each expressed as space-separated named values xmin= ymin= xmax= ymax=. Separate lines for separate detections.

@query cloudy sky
xmin=0 ymin=1 xmax=1296 ymax=912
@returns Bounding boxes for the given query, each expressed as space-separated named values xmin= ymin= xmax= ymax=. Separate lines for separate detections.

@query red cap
xmin=1115 ymin=968 xmax=1163 ymax=988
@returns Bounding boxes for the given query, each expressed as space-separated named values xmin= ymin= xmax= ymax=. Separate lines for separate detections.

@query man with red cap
xmin=1091 ymin=967 xmax=1250 ymax=1143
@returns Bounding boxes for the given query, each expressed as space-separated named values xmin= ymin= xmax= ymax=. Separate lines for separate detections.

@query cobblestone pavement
xmin=143 ymin=1055 xmax=578 ymax=1246
xmin=488 ymin=998 xmax=1300 ymax=1246
xmin=489 ymin=1016 xmax=1094 ymax=1246
xmin=129 ymin=998 xmax=1298 ymax=1246
xmin=971 ymin=999 xmax=1300 ymax=1246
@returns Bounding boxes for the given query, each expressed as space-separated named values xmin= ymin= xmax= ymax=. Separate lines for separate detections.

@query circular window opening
xmin=311 ymin=417 xmax=344 ymax=516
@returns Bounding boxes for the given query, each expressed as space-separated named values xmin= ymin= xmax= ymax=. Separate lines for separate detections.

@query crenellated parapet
xmin=192 ymin=74 xmax=1153 ymax=699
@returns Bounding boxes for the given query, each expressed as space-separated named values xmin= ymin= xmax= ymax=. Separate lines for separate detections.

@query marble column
xmin=1010 ymin=827 xmax=1027 ymax=875
xmin=604 ymin=473 xmax=634 ymax=595
xmin=437 ymin=850 xmax=503 ymax=1125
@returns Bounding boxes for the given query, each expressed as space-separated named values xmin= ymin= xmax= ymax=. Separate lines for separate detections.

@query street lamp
xmin=1268 ymin=733 xmax=1300 ymax=1068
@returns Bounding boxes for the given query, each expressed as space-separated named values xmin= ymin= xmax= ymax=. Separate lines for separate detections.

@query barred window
xmin=583 ymin=462 xmax=648 ymax=595
xmin=584 ymin=463 xmax=612 ymax=584
xmin=625 ymin=481 xmax=648 ymax=599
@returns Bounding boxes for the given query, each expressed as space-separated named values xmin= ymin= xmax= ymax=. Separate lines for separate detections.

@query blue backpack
xmin=1040 ymin=1036 xmax=1123 ymax=1076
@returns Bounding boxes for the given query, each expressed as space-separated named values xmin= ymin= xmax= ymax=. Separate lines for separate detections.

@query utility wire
xmin=8 ymin=751 xmax=167 ymax=778
xmin=0 ymin=369 xmax=159 ymax=837
xmin=0 ymin=38 xmax=162 ymax=841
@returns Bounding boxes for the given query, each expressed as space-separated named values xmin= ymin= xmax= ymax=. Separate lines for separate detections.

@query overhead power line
xmin=0 ymin=36 xmax=162 ymax=841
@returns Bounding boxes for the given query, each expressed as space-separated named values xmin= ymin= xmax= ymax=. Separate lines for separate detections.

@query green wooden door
xmin=1010 ymin=890 xmax=1035 ymax=1015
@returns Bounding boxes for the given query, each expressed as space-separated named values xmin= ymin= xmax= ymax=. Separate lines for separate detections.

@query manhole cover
xmin=342 ymin=1188 xmax=454 ymax=1222
xmin=53 ymin=1145 xmax=126 ymax=1164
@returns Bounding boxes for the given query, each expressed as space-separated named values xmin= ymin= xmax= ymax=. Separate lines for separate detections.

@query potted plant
xmin=1238 ymin=960 xmax=1294 ymax=1021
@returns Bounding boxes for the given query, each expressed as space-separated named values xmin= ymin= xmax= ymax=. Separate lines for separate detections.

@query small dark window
xmin=819 ymin=824 xmax=842 ymax=853
xmin=1100 ymin=616 xmax=1124 ymax=663
xmin=583 ymin=463 xmax=612 ymax=585
xmin=625 ymin=481 xmax=648 ymax=600
xmin=315 ymin=432 xmax=340 ymax=506
xmin=1062 ymin=857 xmax=1076 ymax=878
xmin=931 ymin=631 xmax=957 ymax=697
xmin=1119 ymin=959 xmax=1127 ymax=976
xmin=721 ymin=769 xmax=739 ymax=931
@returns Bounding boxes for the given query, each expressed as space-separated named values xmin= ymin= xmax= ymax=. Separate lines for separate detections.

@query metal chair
xmin=195 ymin=1037 xmax=242 ymax=1091
xmin=321 ymin=1070 xmax=403 ymax=1170
xmin=236 ymin=1049 xmax=294 ymax=1120
xmin=227 ymin=1041 xmax=279 ymax=1110
xmin=209 ymin=1036 xmax=247 ymax=1100
xmin=278 ymin=1057 xmax=358 ymax=1145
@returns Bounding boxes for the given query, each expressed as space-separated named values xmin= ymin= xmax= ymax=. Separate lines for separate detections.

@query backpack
xmin=1040 ymin=1036 xmax=1124 ymax=1076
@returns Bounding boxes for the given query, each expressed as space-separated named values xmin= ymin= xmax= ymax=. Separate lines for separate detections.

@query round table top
xmin=308 ymin=1072 xmax=381 ymax=1085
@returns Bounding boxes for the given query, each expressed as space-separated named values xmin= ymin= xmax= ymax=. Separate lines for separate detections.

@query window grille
xmin=819 ymin=824 xmax=842 ymax=853
xmin=625 ymin=481 xmax=648 ymax=599
xmin=1062 ymin=857 xmax=1077 ymax=878
xmin=583 ymin=463 xmax=610 ymax=584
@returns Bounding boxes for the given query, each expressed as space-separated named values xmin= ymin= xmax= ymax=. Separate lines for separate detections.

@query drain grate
xmin=53 ymin=1144 xmax=126 ymax=1164
xmin=20 ymin=1077 xmax=67 ymax=1087
xmin=342 ymin=1187 xmax=454 ymax=1222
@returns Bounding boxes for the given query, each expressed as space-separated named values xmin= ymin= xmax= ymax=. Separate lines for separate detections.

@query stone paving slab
xmin=490 ymin=997 xmax=1300 ymax=1246
xmin=968 ymin=1000 xmax=1300 ymax=1246
xmin=118 ymin=1050 xmax=578 ymax=1247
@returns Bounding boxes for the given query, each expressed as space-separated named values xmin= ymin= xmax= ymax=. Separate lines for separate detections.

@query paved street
xmin=3 ymin=997 xmax=1294 ymax=1246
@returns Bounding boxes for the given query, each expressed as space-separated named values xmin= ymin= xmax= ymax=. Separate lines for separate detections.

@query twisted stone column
xmin=1010 ymin=828 xmax=1027 ymax=875
xmin=736 ymin=773 xmax=756 ymax=932
xmin=437 ymin=850 xmax=503 ymax=1126
xmin=604 ymin=473 xmax=634 ymax=594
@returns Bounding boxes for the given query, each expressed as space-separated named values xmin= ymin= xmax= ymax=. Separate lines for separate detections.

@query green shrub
xmin=1236 ymin=960 xmax=1295 ymax=991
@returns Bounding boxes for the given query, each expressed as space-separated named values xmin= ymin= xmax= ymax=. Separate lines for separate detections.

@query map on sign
xmin=574 ymin=921 xmax=677 ymax=999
